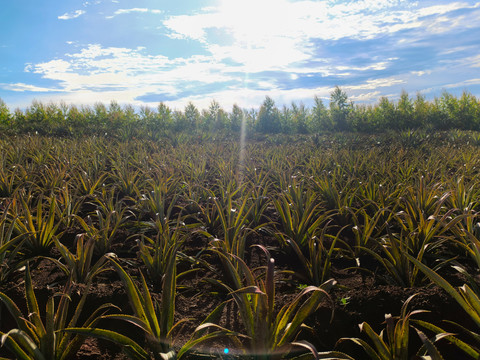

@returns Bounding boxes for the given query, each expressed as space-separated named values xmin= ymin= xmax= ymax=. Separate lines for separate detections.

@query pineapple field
xmin=2 ymin=131 xmax=480 ymax=359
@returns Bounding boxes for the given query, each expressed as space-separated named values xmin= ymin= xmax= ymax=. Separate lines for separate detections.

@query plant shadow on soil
xmin=0 ymin=234 xmax=475 ymax=360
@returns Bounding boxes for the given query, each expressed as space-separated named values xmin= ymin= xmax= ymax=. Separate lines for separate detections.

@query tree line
xmin=1 ymin=87 xmax=479 ymax=138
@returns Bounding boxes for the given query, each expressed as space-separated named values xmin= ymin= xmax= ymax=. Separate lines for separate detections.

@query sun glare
xmin=217 ymin=0 xmax=289 ymax=45
xmin=213 ymin=0 xmax=307 ymax=71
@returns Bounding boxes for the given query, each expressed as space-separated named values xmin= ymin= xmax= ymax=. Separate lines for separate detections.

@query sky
xmin=0 ymin=0 xmax=479 ymax=111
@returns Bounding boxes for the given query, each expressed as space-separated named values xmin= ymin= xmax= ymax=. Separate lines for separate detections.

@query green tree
xmin=121 ymin=104 xmax=139 ymax=139
xmin=172 ymin=110 xmax=187 ymax=132
xmin=291 ymin=101 xmax=309 ymax=134
xmin=44 ymin=102 xmax=67 ymax=136
xmin=257 ymin=96 xmax=280 ymax=133
xmin=374 ymin=96 xmax=396 ymax=130
xmin=139 ymin=105 xmax=155 ymax=130
xmin=435 ymin=91 xmax=458 ymax=129
xmin=0 ymin=98 xmax=12 ymax=131
xmin=350 ymin=104 xmax=375 ymax=132
xmin=216 ymin=108 xmax=229 ymax=132
xmin=397 ymin=90 xmax=415 ymax=129
xmin=93 ymin=102 xmax=108 ymax=134
xmin=66 ymin=105 xmax=86 ymax=136
xmin=413 ymin=92 xmax=429 ymax=129
xmin=24 ymin=100 xmax=48 ymax=134
xmin=458 ymin=91 xmax=480 ymax=130
xmin=209 ymin=100 xmax=220 ymax=131
xmin=184 ymin=102 xmax=200 ymax=131
xmin=79 ymin=105 xmax=96 ymax=135
xmin=309 ymin=95 xmax=332 ymax=132
xmin=329 ymin=86 xmax=352 ymax=131
xmin=123 ymin=104 xmax=138 ymax=123
xmin=199 ymin=102 xmax=213 ymax=132
xmin=199 ymin=100 xmax=227 ymax=132
xmin=279 ymin=105 xmax=293 ymax=134
xmin=210 ymin=100 xmax=228 ymax=131
xmin=245 ymin=108 xmax=257 ymax=134
xmin=13 ymin=108 xmax=26 ymax=132
xmin=229 ymin=104 xmax=244 ymax=132
xmin=107 ymin=100 xmax=126 ymax=133
xmin=157 ymin=102 xmax=174 ymax=131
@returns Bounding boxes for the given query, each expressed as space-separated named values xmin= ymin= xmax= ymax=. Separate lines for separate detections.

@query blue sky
xmin=0 ymin=0 xmax=479 ymax=110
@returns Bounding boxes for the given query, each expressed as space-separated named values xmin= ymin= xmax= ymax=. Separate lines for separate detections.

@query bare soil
xmin=0 ymin=236 xmax=473 ymax=359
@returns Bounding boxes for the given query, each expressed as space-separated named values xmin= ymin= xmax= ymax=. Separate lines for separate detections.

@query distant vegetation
xmin=1 ymin=88 xmax=479 ymax=138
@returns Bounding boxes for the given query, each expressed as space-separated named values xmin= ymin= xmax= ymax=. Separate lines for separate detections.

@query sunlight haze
xmin=0 ymin=0 xmax=479 ymax=109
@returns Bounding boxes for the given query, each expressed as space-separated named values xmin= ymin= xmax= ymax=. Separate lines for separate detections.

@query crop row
xmin=1 ymin=133 xmax=480 ymax=359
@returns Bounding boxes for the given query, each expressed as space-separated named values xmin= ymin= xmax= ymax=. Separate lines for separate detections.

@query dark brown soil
xmin=0 ymin=240 xmax=475 ymax=360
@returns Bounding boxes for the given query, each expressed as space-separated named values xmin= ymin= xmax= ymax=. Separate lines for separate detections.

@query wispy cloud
xmin=442 ymin=78 xmax=480 ymax=88
xmin=161 ymin=0 xmax=479 ymax=78
xmin=58 ymin=10 xmax=86 ymax=20
xmin=0 ymin=83 xmax=61 ymax=92
xmin=12 ymin=41 xmax=424 ymax=109
xmin=4 ymin=1 xmax=480 ymax=109
xmin=20 ymin=44 xmax=237 ymax=106
xmin=168 ymin=2 xmax=478 ymax=50
xmin=82 ymin=1 xmax=101 ymax=6
xmin=106 ymin=8 xmax=162 ymax=19
xmin=465 ymin=54 xmax=480 ymax=68
xmin=347 ymin=78 xmax=407 ymax=91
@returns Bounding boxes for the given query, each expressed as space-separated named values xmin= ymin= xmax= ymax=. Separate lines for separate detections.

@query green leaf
xmin=359 ymin=322 xmax=392 ymax=360
xmin=63 ymin=327 xmax=149 ymax=360
xmin=340 ymin=337 xmax=383 ymax=360
xmin=413 ymin=319 xmax=480 ymax=358
xmin=108 ymin=257 xmax=148 ymax=324
xmin=277 ymin=287 xmax=326 ymax=346
xmin=407 ymin=254 xmax=480 ymax=328
xmin=160 ymin=246 xmax=177 ymax=340
xmin=0 ymin=331 xmax=32 ymax=360
xmin=414 ymin=327 xmax=444 ymax=360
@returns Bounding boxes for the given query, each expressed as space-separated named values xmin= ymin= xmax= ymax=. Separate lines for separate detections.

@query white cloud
xmin=349 ymin=91 xmax=383 ymax=102
xmin=163 ymin=0 xmax=479 ymax=75
xmin=160 ymin=84 xmax=334 ymax=110
xmin=58 ymin=10 xmax=85 ymax=20
xmin=439 ymin=53 xmax=480 ymax=69
xmin=82 ymin=1 xmax=101 ymax=6
xmin=7 ymin=1 xmax=480 ymax=110
xmin=106 ymin=8 xmax=163 ymax=18
xmin=22 ymin=44 xmax=239 ymax=106
xmin=116 ymin=8 xmax=149 ymax=14
xmin=411 ymin=70 xmax=432 ymax=77
xmin=417 ymin=2 xmax=470 ymax=17
xmin=347 ymin=78 xmax=407 ymax=91
xmin=12 ymin=42 xmax=331 ymax=108
xmin=0 ymin=83 xmax=61 ymax=92
xmin=465 ymin=54 xmax=480 ymax=68
xmin=164 ymin=0 xmax=413 ymax=45
xmin=335 ymin=62 xmax=391 ymax=72
xmin=442 ymin=78 xmax=480 ymax=88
